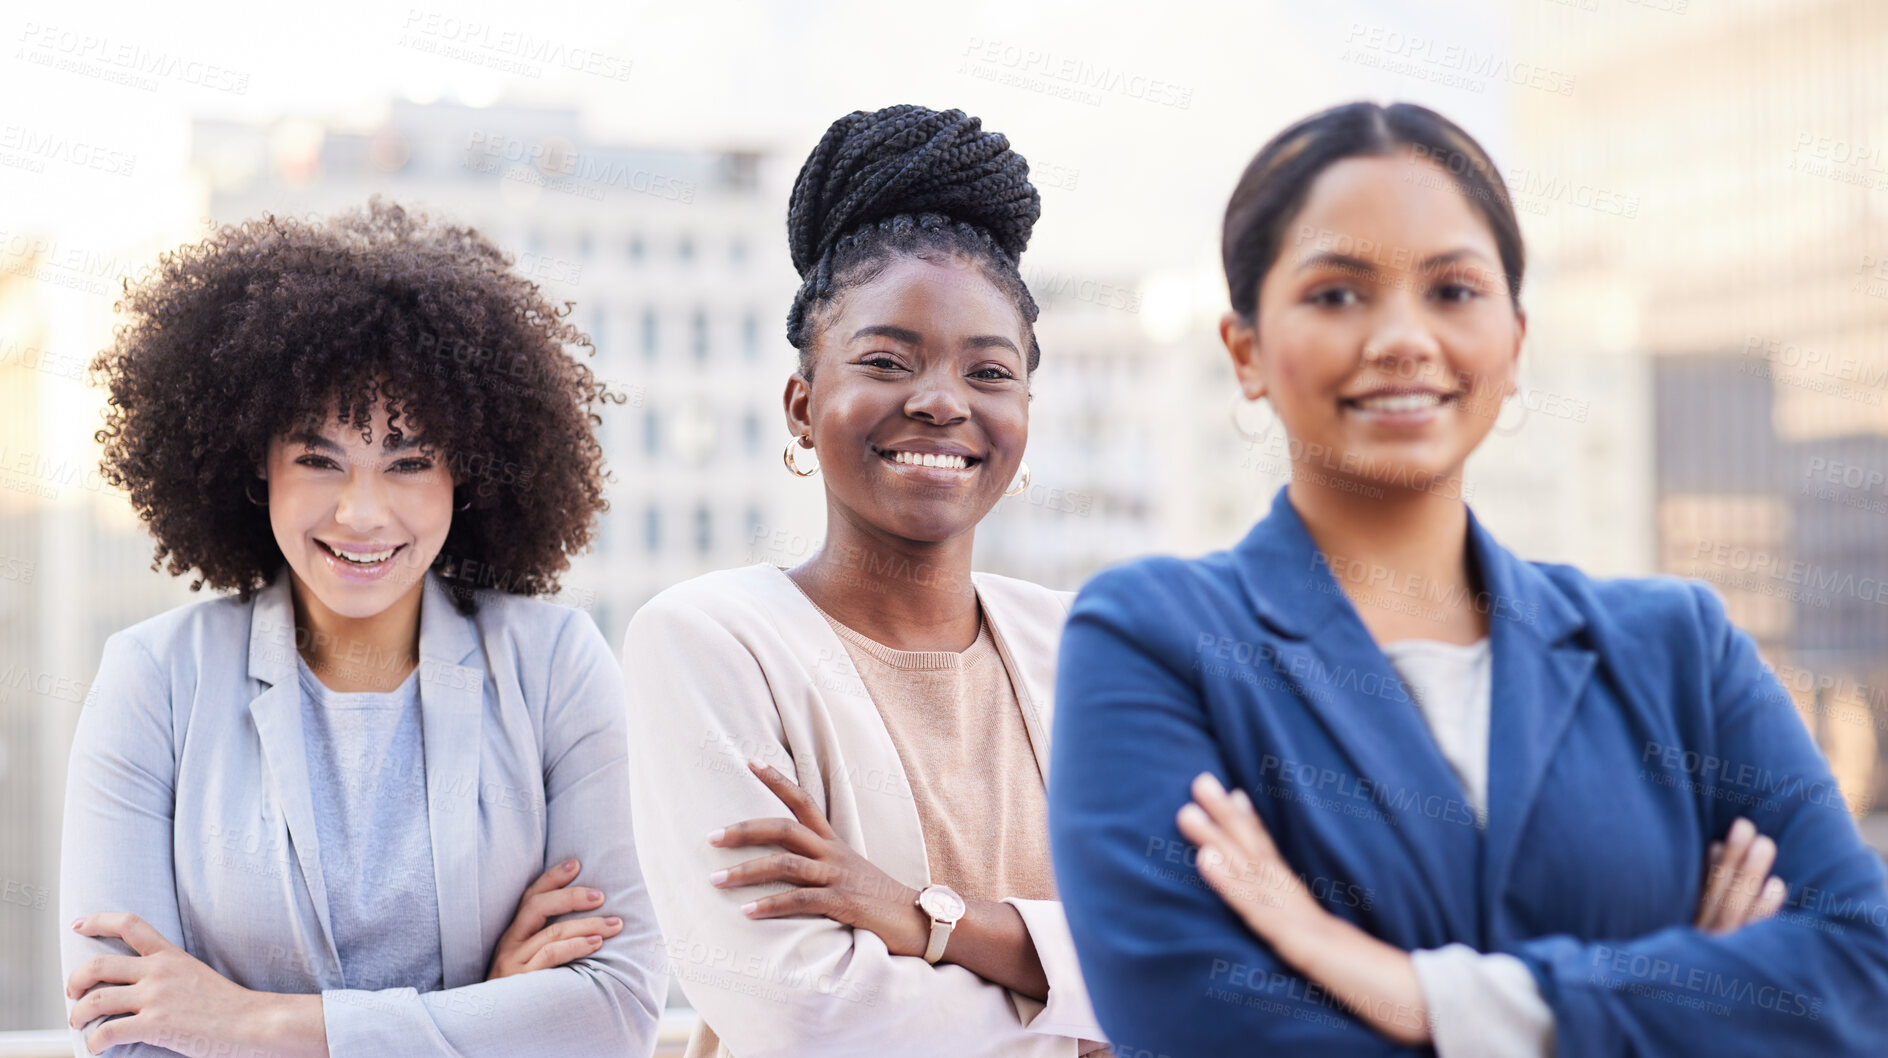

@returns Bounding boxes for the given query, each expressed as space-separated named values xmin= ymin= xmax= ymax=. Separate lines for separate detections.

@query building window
xmin=643 ymin=409 xmax=661 ymax=456
xmin=742 ymin=312 xmax=759 ymax=359
xmin=694 ymin=505 xmax=712 ymax=554
xmin=678 ymin=235 xmax=695 ymax=262
xmin=691 ymin=309 xmax=709 ymax=361
xmin=644 ymin=505 xmax=662 ymax=553
xmin=730 ymin=238 xmax=747 ymax=266
xmin=589 ymin=308 xmax=607 ymax=355
xmin=578 ymin=231 xmax=593 ymax=258
xmin=744 ymin=507 xmax=765 ymax=546
xmin=628 ymin=234 xmax=644 ymax=261
xmin=641 ymin=308 xmax=658 ymax=360
xmin=742 ymin=411 xmax=761 ymax=455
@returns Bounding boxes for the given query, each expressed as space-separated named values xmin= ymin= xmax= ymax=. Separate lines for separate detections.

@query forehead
xmin=1284 ymin=153 xmax=1502 ymax=267
xmin=829 ymin=255 xmax=1023 ymax=340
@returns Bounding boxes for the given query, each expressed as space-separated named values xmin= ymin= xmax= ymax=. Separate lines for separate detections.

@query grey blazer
xmin=59 ymin=571 xmax=666 ymax=1057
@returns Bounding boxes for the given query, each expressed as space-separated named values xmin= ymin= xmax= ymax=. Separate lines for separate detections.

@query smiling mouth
xmin=315 ymin=540 xmax=407 ymax=567
xmin=876 ymin=448 xmax=981 ymax=471
xmin=1340 ymin=391 xmax=1463 ymax=413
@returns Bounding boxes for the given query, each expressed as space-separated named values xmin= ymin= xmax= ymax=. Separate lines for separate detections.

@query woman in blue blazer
xmin=1049 ymin=102 xmax=1888 ymax=1057
xmin=59 ymin=200 xmax=665 ymax=1057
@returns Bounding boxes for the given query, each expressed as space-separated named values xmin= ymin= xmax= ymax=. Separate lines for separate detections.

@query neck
xmin=788 ymin=499 xmax=981 ymax=652
xmin=1286 ymin=470 xmax=1485 ymax=643
xmin=288 ymin=571 xmax=424 ymax=691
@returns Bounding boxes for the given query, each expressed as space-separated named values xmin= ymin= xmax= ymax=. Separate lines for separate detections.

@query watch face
xmin=919 ymin=885 xmax=965 ymax=922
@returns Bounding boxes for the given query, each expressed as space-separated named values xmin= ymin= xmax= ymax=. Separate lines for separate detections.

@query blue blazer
xmin=1049 ymin=486 xmax=1888 ymax=1057
xmin=60 ymin=571 xmax=666 ymax=1057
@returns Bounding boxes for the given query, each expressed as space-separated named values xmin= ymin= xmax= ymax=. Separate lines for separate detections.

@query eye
xmin=1308 ymin=286 xmax=1360 ymax=308
xmin=1433 ymin=281 xmax=1482 ymax=304
xmin=858 ymin=353 xmax=905 ymax=370
xmin=391 ymin=457 xmax=434 ymax=473
xmin=970 ymin=366 xmax=1016 ymax=382
xmin=294 ymin=454 xmax=340 ymax=470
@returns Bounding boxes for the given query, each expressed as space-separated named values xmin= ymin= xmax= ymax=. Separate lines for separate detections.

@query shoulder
xmin=630 ymin=564 xmax=789 ymax=628
xmin=1534 ymin=562 xmax=1724 ymax=640
xmin=1073 ymin=549 xmax=1245 ymax=622
xmin=622 ymin=564 xmax=801 ymax=661
xmin=105 ymin=590 xmax=254 ymax=675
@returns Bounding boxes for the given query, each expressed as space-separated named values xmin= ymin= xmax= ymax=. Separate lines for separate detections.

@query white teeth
xmin=330 ymin=544 xmax=396 ymax=564
xmin=891 ymin=451 xmax=969 ymax=469
xmin=1354 ymin=392 xmax=1446 ymax=412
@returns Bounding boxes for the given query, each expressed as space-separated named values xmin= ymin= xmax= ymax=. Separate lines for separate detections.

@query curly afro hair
xmin=785 ymin=105 xmax=1043 ymax=378
xmin=91 ymin=197 xmax=621 ymax=614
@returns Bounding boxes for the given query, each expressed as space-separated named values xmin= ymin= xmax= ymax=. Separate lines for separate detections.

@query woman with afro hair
xmin=621 ymin=106 xmax=1109 ymax=1057
xmin=59 ymin=198 xmax=666 ymax=1057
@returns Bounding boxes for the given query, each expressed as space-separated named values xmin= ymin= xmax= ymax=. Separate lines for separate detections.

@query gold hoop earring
xmin=783 ymin=437 xmax=819 ymax=477
xmin=1003 ymin=461 xmax=1031 ymax=498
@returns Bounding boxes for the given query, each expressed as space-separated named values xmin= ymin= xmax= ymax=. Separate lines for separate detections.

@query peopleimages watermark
xmin=957 ymin=37 xmax=1194 ymax=109
xmin=1341 ymin=23 xmax=1576 ymax=97
xmin=1686 ymin=539 xmax=1886 ymax=608
xmin=0 ymin=125 xmax=136 ymax=177
xmin=15 ymin=21 xmax=250 ymax=94
xmin=1789 ymin=132 xmax=1888 ymax=193
xmin=462 ymin=131 xmax=695 ymax=204
xmin=396 ymin=10 xmax=632 ymax=81
xmin=1741 ymin=334 xmax=1888 ymax=405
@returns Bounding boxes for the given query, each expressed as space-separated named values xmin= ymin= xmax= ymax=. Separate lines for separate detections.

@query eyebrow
xmin=289 ymin=429 xmax=428 ymax=453
xmin=849 ymin=325 xmax=1021 ymax=356
xmin=1294 ymin=248 xmax=1495 ymax=274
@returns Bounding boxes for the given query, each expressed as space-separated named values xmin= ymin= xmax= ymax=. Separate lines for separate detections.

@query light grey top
xmin=296 ymin=654 xmax=443 ymax=995
xmin=61 ymin=571 xmax=666 ymax=1057
xmin=1387 ymin=638 xmax=1556 ymax=1058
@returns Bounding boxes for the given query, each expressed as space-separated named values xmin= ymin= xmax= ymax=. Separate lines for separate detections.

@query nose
xmin=1363 ymin=289 xmax=1443 ymax=377
xmin=332 ymin=462 xmax=391 ymax=531
xmin=903 ymin=367 xmax=971 ymax=426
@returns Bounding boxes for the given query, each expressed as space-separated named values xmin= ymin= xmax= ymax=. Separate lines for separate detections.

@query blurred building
xmin=1515 ymin=0 xmax=1888 ymax=823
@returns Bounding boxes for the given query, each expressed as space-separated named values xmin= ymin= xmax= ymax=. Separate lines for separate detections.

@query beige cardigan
xmin=621 ymin=563 xmax=1107 ymax=1058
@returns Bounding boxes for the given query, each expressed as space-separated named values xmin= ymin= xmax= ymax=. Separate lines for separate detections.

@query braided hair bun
xmin=784 ymin=105 xmax=1043 ymax=372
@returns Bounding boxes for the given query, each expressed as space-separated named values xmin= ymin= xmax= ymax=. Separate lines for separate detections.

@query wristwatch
xmin=916 ymin=884 xmax=966 ymax=964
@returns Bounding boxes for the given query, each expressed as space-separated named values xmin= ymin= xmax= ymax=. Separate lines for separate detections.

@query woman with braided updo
xmin=622 ymin=106 xmax=1109 ymax=1057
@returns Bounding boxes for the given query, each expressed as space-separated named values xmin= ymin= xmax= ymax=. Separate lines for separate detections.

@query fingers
xmin=746 ymin=759 xmax=836 ymax=839
xmin=709 ymin=816 xmax=826 ymax=857
xmin=66 ymin=954 xmax=143 ymax=1000
xmin=710 ymin=852 xmax=835 ymax=892
xmin=1695 ymin=818 xmax=1758 ymax=931
xmin=739 ymin=886 xmax=835 ymax=920
xmin=527 ymin=933 xmax=607 ymax=971
xmin=503 ymin=884 xmax=606 ymax=944
xmin=518 ymin=916 xmax=624 ymax=971
xmin=1697 ymin=818 xmax=1784 ymax=934
xmin=1750 ymin=876 xmax=1789 ymax=922
xmin=1716 ymin=828 xmax=1779 ymax=930
xmin=1190 ymin=773 xmax=1279 ymax=862
xmin=85 ymin=1012 xmax=147 ymax=1055
xmin=68 ymin=984 xmax=140 ymax=1030
xmin=71 ymin=913 xmax=174 ymax=957
xmin=520 ymin=858 xmax=583 ymax=903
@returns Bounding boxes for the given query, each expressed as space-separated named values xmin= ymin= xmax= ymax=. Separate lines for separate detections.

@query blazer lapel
xmin=244 ymin=575 xmax=344 ymax=978
xmin=1229 ymin=488 xmax=1486 ymax=939
xmin=1466 ymin=514 xmax=1596 ymax=946
xmin=415 ymin=572 xmax=487 ymax=988
xmin=971 ymin=573 xmax=1058 ymax=784
xmin=753 ymin=566 xmax=934 ymax=890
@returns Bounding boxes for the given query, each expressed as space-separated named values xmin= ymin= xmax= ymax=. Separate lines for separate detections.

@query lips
xmin=874 ymin=445 xmax=982 ymax=472
xmin=315 ymin=539 xmax=407 ymax=568
xmin=1340 ymin=388 xmax=1460 ymax=410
